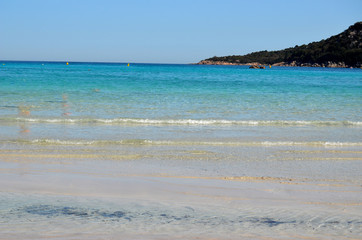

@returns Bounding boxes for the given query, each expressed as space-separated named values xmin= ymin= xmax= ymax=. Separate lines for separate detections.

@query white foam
xmin=3 ymin=117 xmax=362 ymax=126
xmin=6 ymin=139 xmax=362 ymax=147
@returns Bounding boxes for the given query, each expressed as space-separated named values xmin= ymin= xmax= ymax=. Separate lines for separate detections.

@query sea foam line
xmin=3 ymin=117 xmax=362 ymax=126
xmin=5 ymin=139 xmax=362 ymax=147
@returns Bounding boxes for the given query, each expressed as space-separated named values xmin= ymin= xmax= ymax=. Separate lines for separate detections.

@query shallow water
xmin=1 ymin=62 xmax=361 ymax=120
xmin=1 ymin=191 xmax=361 ymax=240
xmin=0 ymin=62 xmax=361 ymax=239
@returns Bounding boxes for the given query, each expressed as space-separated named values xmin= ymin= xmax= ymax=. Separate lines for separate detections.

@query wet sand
xmin=0 ymin=144 xmax=361 ymax=239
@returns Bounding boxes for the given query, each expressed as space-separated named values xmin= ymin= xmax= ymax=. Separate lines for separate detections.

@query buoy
xmin=127 ymin=63 xmax=130 ymax=67
xmin=269 ymin=65 xmax=271 ymax=68
xmin=66 ymin=62 xmax=69 ymax=65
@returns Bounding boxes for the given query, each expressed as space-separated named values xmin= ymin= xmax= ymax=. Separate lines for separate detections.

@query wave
xmin=1 ymin=117 xmax=361 ymax=127
xmin=5 ymin=139 xmax=362 ymax=147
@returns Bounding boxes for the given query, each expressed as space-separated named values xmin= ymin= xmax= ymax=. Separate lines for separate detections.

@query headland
xmin=197 ymin=22 xmax=362 ymax=68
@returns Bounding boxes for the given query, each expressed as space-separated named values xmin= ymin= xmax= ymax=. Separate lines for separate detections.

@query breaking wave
xmin=1 ymin=117 xmax=362 ymax=127
xmin=5 ymin=138 xmax=362 ymax=147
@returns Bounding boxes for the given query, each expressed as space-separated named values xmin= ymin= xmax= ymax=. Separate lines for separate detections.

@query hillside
xmin=198 ymin=22 xmax=362 ymax=68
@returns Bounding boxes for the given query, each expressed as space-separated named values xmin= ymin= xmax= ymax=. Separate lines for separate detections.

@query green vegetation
xmin=203 ymin=22 xmax=362 ymax=67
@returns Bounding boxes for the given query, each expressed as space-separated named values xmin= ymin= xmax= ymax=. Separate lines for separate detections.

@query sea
xmin=0 ymin=61 xmax=361 ymax=239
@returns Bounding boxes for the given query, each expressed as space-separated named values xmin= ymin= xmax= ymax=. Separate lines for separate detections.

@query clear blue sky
xmin=1 ymin=0 xmax=361 ymax=63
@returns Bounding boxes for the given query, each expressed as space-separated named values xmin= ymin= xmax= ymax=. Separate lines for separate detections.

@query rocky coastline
xmin=196 ymin=22 xmax=362 ymax=69
xmin=196 ymin=60 xmax=355 ymax=68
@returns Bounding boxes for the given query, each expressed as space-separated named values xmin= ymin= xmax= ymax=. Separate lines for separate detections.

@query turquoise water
xmin=1 ymin=62 xmax=361 ymax=121
xmin=0 ymin=61 xmax=361 ymax=144
xmin=1 ymin=61 xmax=362 ymax=239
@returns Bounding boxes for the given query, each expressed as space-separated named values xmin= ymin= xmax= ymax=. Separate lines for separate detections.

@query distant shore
xmin=196 ymin=60 xmax=358 ymax=68
xmin=196 ymin=22 xmax=362 ymax=69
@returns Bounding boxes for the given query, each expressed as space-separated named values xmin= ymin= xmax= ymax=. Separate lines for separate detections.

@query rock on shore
xmin=196 ymin=60 xmax=352 ymax=68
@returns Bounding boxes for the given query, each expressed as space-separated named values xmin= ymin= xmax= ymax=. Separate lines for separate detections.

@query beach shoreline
xmin=1 ymin=141 xmax=361 ymax=239
xmin=195 ymin=60 xmax=359 ymax=68
xmin=0 ymin=62 xmax=361 ymax=239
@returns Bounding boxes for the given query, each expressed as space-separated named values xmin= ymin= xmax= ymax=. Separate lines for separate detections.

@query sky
xmin=1 ymin=0 xmax=361 ymax=64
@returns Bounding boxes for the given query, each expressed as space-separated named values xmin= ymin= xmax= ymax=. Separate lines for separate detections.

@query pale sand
xmin=0 ymin=146 xmax=361 ymax=239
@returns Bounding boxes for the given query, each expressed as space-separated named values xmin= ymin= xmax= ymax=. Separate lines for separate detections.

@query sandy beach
xmin=2 ymin=0 xmax=362 ymax=238
xmin=1 ymin=62 xmax=361 ymax=239
xmin=1 ymin=141 xmax=361 ymax=240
